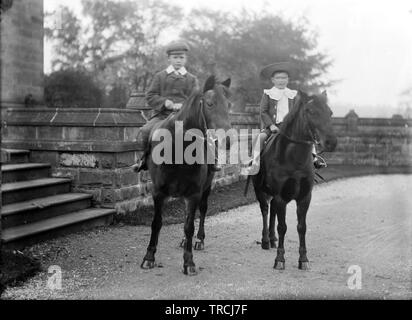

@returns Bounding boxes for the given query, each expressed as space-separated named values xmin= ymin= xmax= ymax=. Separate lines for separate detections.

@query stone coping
xmin=2 ymin=140 xmax=142 ymax=153
xmin=2 ymin=107 xmax=146 ymax=127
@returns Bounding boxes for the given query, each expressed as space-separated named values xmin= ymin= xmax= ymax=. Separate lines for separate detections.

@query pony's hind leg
xmin=183 ymin=196 xmax=201 ymax=275
xmin=141 ymin=193 xmax=166 ymax=269
xmin=273 ymin=196 xmax=287 ymax=270
xmin=195 ymin=187 xmax=211 ymax=251
xmin=296 ymin=193 xmax=311 ymax=270
xmin=269 ymin=199 xmax=278 ymax=248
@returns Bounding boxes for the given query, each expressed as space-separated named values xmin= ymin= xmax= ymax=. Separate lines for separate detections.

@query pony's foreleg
xmin=256 ymin=192 xmax=270 ymax=250
xmin=141 ymin=193 xmax=166 ymax=269
xmin=273 ymin=196 xmax=287 ymax=270
xmin=195 ymin=187 xmax=211 ymax=251
xmin=296 ymin=193 xmax=311 ymax=270
xmin=183 ymin=195 xmax=201 ymax=275
xmin=269 ymin=199 xmax=278 ymax=248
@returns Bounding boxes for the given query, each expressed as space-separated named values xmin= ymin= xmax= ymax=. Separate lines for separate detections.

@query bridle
xmin=198 ymin=98 xmax=208 ymax=133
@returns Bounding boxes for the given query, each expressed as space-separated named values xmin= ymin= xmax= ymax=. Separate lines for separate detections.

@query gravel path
xmin=2 ymin=174 xmax=411 ymax=299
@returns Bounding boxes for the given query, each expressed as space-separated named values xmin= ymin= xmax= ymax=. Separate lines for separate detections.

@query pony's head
xmin=297 ymin=90 xmax=337 ymax=152
xmin=201 ymin=75 xmax=232 ymax=132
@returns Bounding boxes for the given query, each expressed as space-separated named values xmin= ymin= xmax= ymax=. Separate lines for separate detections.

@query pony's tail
xmin=244 ymin=175 xmax=252 ymax=197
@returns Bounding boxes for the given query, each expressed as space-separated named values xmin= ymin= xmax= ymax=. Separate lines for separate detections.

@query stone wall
xmin=244 ymin=105 xmax=412 ymax=166
xmin=2 ymin=105 xmax=411 ymax=215
xmin=325 ymin=113 xmax=412 ymax=166
xmin=0 ymin=0 xmax=44 ymax=107
xmin=1 ymin=107 xmax=246 ymax=215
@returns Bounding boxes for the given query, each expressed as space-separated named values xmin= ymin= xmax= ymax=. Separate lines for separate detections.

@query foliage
xmin=44 ymin=69 xmax=103 ymax=108
xmin=45 ymin=2 xmax=333 ymax=109
xmin=45 ymin=0 xmax=183 ymax=106
xmin=182 ymin=9 xmax=333 ymax=105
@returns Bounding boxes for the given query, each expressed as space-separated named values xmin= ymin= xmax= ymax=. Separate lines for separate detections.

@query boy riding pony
xmin=133 ymin=40 xmax=221 ymax=172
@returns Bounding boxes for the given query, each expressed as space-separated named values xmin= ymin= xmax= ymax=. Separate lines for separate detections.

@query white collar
xmin=263 ymin=86 xmax=297 ymax=100
xmin=166 ymin=65 xmax=187 ymax=75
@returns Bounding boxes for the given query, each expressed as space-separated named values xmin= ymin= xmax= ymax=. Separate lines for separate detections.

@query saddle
xmin=147 ymin=112 xmax=177 ymax=151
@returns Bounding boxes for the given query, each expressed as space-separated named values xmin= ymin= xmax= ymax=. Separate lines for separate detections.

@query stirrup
xmin=313 ymin=155 xmax=327 ymax=169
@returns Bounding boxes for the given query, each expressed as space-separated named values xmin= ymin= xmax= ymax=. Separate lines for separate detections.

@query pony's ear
xmin=203 ymin=75 xmax=216 ymax=93
xmin=221 ymin=78 xmax=231 ymax=88
xmin=321 ymin=90 xmax=327 ymax=97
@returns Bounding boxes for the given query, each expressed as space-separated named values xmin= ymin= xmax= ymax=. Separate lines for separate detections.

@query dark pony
xmin=246 ymin=90 xmax=337 ymax=270
xmin=141 ymin=75 xmax=232 ymax=275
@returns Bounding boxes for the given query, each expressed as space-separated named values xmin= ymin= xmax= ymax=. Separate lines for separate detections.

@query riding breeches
xmin=137 ymin=114 xmax=169 ymax=152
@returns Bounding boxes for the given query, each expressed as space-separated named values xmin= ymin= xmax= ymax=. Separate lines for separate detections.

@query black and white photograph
xmin=0 ymin=0 xmax=411 ymax=306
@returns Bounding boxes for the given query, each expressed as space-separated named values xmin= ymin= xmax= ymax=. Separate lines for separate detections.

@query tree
xmin=181 ymin=9 xmax=334 ymax=106
xmin=45 ymin=0 xmax=184 ymax=107
xmin=44 ymin=69 xmax=103 ymax=108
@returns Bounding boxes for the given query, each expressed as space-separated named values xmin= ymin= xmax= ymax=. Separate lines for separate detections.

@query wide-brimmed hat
xmin=260 ymin=61 xmax=296 ymax=80
xmin=166 ymin=40 xmax=190 ymax=55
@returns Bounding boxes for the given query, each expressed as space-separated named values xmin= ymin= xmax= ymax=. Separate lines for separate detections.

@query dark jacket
xmin=146 ymin=69 xmax=198 ymax=119
xmin=260 ymin=93 xmax=294 ymax=129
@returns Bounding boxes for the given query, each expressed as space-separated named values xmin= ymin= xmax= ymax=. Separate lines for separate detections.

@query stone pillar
xmin=126 ymin=91 xmax=152 ymax=121
xmin=345 ymin=109 xmax=359 ymax=133
xmin=0 ymin=0 xmax=44 ymax=108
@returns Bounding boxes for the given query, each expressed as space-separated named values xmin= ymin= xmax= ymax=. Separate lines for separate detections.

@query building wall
xmin=0 ymin=0 xmax=44 ymax=107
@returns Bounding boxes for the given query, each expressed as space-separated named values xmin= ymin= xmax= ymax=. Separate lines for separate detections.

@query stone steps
xmin=1 ymin=162 xmax=51 ymax=183
xmin=1 ymin=148 xmax=115 ymax=249
xmin=1 ymin=178 xmax=72 ymax=205
xmin=1 ymin=148 xmax=30 ymax=164
xmin=2 ymin=208 xmax=115 ymax=249
xmin=1 ymin=193 xmax=93 ymax=228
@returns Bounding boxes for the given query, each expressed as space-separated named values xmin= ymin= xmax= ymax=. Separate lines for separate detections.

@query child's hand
xmin=270 ymin=124 xmax=279 ymax=132
xmin=173 ymin=103 xmax=182 ymax=111
xmin=165 ymin=99 xmax=174 ymax=109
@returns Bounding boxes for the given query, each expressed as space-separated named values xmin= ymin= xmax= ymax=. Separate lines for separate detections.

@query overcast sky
xmin=44 ymin=0 xmax=412 ymax=117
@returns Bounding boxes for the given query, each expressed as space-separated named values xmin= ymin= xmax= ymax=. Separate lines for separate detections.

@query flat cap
xmin=166 ymin=40 xmax=190 ymax=54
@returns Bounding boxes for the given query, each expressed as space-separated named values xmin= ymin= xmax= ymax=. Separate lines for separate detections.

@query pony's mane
xmin=175 ymin=87 xmax=205 ymax=131
xmin=280 ymin=91 xmax=308 ymax=134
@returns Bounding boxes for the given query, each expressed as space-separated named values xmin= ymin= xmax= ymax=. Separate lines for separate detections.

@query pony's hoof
xmin=183 ymin=265 xmax=198 ymax=276
xmin=270 ymin=240 xmax=277 ymax=248
xmin=261 ymin=241 xmax=270 ymax=250
xmin=180 ymin=238 xmax=186 ymax=248
xmin=194 ymin=240 xmax=204 ymax=251
xmin=274 ymin=260 xmax=285 ymax=270
xmin=298 ymin=261 xmax=310 ymax=270
xmin=141 ymin=259 xmax=155 ymax=269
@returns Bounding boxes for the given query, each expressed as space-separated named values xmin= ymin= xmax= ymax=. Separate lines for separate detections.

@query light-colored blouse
xmin=263 ymin=87 xmax=297 ymax=123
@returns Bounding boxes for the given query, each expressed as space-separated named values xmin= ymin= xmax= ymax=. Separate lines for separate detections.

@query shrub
xmin=44 ymin=69 xmax=103 ymax=108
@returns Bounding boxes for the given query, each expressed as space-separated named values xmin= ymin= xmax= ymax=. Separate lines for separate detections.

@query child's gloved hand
xmin=165 ymin=99 xmax=174 ymax=109
xmin=270 ymin=124 xmax=279 ymax=133
xmin=172 ymin=103 xmax=182 ymax=111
